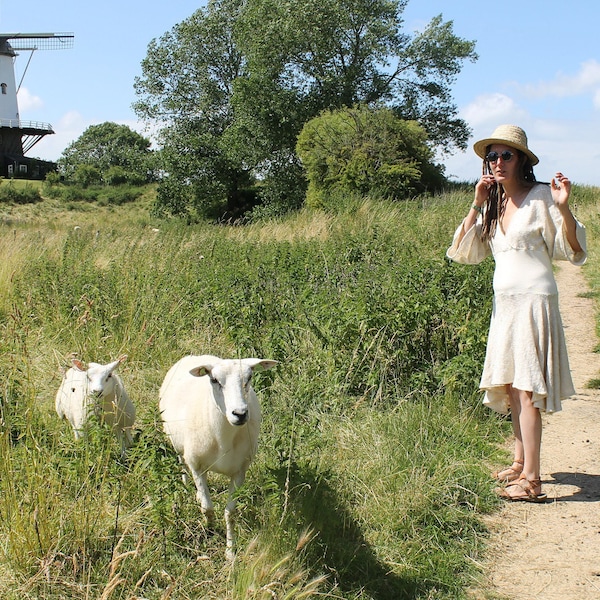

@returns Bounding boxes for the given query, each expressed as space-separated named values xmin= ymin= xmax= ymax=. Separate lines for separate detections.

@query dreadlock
xmin=480 ymin=147 xmax=537 ymax=240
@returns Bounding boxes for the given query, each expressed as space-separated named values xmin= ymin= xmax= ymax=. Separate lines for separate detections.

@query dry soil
xmin=472 ymin=261 xmax=600 ymax=599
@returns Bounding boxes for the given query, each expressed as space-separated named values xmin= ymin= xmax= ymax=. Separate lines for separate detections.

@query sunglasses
xmin=485 ymin=150 xmax=514 ymax=163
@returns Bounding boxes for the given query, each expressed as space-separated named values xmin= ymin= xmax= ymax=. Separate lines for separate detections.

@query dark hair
xmin=480 ymin=147 xmax=537 ymax=240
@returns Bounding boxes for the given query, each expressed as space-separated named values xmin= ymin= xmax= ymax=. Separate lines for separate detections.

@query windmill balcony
xmin=0 ymin=118 xmax=54 ymax=133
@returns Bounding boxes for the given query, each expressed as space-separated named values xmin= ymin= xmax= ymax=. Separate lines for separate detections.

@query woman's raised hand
xmin=551 ymin=172 xmax=571 ymax=207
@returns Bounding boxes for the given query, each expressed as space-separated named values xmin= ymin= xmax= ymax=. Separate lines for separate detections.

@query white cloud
xmin=519 ymin=59 xmax=600 ymax=99
xmin=461 ymin=93 xmax=528 ymax=126
xmin=16 ymin=87 xmax=44 ymax=112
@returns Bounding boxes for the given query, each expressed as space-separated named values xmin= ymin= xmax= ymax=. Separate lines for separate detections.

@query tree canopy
xmin=58 ymin=122 xmax=155 ymax=184
xmin=133 ymin=0 xmax=477 ymax=218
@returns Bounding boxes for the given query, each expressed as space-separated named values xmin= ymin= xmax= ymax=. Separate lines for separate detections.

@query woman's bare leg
xmin=516 ymin=388 xmax=542 ymax=483
xmin=507 ymin=385 xmax=524 ymax=464
xmin=504 ymin=385 xmax=543 ymax=498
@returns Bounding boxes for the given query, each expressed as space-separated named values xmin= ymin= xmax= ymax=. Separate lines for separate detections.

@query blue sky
xmin=4 ymin=0 xmax=600 ymax=186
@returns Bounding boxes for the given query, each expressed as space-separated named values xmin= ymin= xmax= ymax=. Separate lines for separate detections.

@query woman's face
xmin=487 ymin=143 xmax=520 ymax=184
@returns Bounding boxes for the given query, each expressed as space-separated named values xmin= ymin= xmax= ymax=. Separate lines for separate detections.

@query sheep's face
xmin=86 ymin=363 xmax=118 ymax=397
xmin=189 ymin=358 xmax=277 ymax=427
xmin=207 ymin=362 xmax=253 ymax=427
xmin=73 ymin=358 xmax=123 ymax=398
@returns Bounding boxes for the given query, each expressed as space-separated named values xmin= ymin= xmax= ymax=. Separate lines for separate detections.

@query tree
xmin=297 ymin=106 xmax=445 ymax=207
xmin=134 ymin=0 xmax=477 ymax=218
xmin=134 ymin=0 xmax=256 ymax=220
xmin=58 ymin=122 xmax=155 ymax=184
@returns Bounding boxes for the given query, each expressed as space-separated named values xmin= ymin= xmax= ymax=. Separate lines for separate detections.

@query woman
xmin=447 ymin=124 xmax=586 ymax=502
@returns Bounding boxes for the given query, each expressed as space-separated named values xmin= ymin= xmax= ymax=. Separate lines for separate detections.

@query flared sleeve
xmin=446 ymin=219 xmax=491 ymax=265
xmin=545 ymin=199 xmax=587 ymax=266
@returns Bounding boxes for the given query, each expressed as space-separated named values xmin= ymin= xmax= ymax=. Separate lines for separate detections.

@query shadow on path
xmin=545 ymin=471 xmax=600 ymax=502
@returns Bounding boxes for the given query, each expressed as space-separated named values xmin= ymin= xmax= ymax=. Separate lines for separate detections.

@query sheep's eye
xmin=209 ymin=376 xmax=220 ymax=386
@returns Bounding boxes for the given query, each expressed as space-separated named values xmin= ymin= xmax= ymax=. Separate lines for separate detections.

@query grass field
xmin=0 ymin=182 xmax=598 ymax=599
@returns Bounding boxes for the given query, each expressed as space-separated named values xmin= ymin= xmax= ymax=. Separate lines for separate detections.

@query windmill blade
xmin=0 ymin=32 xmax=74 ymax=51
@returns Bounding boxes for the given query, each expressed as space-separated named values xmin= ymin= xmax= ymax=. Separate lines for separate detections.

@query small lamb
xmin=159 ymin=355 xmax=277 ymax=559
xmin=55 ymin=354 xmax=136 ymax=457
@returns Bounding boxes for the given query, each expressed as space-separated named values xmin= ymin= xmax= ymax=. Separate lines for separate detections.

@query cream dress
xmin=447 ymin=183 xmax=587 ymax=414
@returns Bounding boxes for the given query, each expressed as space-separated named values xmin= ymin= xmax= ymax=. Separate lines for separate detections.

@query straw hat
xmin=473 ymin=124 xmax=539 ymax=165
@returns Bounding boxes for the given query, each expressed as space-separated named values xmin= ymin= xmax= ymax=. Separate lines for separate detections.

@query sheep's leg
xmin=189 ymin=467 xmax=215 ymax=524
xmin=115 ymin=428 xmax=134 ymax=460
xmin=115 ymin=430 xmax=127 ymax=459
xmin=224 ymin=470 xmax=246 ymax=561
xmin=123 ymin=427 xmax=134 ymax=449
xmin=177 ymin=455 xmax=189 ymax=485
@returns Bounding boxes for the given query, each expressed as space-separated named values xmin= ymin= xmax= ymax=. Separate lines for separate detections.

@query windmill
xmin=0 ymin=32 xmax=74 ymax=178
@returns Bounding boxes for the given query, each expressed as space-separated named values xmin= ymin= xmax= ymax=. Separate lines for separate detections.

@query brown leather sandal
xmin=498 ymin=475 xmax=547 ymax=503
xmin=493 ymin=459 xmax=524 ymax=483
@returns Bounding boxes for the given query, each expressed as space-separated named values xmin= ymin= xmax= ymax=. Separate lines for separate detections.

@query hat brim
xmin=473 ymin=138 xmax=539 ymax=166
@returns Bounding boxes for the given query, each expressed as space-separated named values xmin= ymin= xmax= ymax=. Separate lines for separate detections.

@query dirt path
xmin=474 ymin=261 xmax=600 ymax=599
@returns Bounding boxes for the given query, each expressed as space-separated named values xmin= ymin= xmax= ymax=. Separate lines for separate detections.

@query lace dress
xmin=447 ymin=183 xmax=587 ymax=414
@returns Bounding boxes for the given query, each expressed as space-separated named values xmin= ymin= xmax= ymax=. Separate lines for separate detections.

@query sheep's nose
xmin=231 ymin=409 xmax=248 ymax=425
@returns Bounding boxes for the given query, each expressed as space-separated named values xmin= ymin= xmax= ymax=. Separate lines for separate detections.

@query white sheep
xmin=55 ymin=354 xmax=136 ymax=457
xmin=159 ymin=355 xmax=277 ymax=559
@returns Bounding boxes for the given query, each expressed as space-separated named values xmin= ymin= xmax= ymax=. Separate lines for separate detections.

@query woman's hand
xmin=551 ymin=172 xmax=571 ymax=207
xmin=474 ymin=174 xmax=495 ymax=206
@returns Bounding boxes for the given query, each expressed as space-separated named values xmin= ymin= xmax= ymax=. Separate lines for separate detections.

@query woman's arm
xmin=552 ymin=172 xmax=583 ymax=253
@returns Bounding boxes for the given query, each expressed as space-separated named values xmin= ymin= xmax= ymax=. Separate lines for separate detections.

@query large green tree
xmin=134 ymin=0 xmax=477 ymax=218
xmin=58 ymin=122 xmax=155 ymax=184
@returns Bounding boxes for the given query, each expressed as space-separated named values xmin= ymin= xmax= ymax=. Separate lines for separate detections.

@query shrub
xmin=0 ymin=181 xmax=41 ymax=204
xmin=97 ymin=185 xmax=144 ymax=206
xmin=103 ymin=166 xmax=148 ymax=187
xmin=103 ymin=165 xmax=129 ymax=186
xmin=297 ymin=105 xmax=446 ymax=208
xmin=73 ymin=164 xmax=102 ymax=188
xmin=59 ymin=184 xmax=100 ymax=203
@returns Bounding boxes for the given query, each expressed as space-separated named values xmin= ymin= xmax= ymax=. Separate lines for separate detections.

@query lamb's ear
xmin=189 ymin=366 xmax=211 ymax=378
xmin=117 ymin=354 xmax=128 ymax=364
xmin=246 ymin=359 xmax=278 ymax=372
xmin=72 ymin=359 xmax=87 ymax=372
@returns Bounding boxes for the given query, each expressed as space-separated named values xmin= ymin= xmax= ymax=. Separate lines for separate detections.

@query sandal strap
xmin=506 ymin=476 xmax=542 ymax=498
xmin=494 ymin=460 xmax=524 ymax=482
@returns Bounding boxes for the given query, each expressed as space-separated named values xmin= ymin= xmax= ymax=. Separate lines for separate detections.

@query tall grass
xmin=571 ymin=185 xmax=600 ymax=346
xmin=1 ymin=185 xmax=597 ymax=599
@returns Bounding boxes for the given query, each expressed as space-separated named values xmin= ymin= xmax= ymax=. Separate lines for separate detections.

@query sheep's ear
xmin=247 ymin=359 xmax=278 ymax=372
xmin=72 ymin=359 xmax=87 ymax=372
xmin=117 ymin=354 xmax=128 ymax=364
xmin=189 ymin=366 xmax=211 ymax=378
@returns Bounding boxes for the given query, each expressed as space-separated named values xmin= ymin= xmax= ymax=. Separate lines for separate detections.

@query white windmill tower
xmin=0 ymin=32 xmax=73 ymax=178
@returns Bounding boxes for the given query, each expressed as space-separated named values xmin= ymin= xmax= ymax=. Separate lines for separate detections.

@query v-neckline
xmin=499 ymin=185 xmax=533 ymax=235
